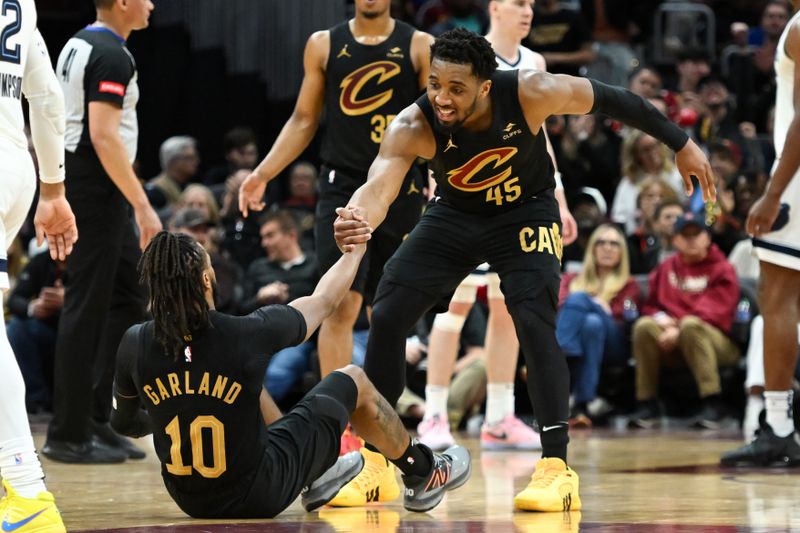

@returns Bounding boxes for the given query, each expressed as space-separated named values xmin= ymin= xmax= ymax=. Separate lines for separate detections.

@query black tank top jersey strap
xmin=320 ymin=20 xmax=420 ymax=177
xmin=416 ymin=69 xmax=555 ymax=215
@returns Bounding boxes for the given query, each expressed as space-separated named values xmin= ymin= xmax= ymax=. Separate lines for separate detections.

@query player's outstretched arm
xmin=334 ymin=105 xmax=431 ymax=251
xmin=240 ymin=31 xmax=328 ymax=217
xmin=289 ymin=242 xmax=368 ymax=342
xmin=519 ymin=71 xmax=716 ymax=202
xmin=748 ymin=20 xmax=800 ymax=236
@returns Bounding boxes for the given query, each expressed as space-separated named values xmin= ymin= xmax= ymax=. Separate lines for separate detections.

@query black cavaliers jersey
xmin=320 ymin=20 xmax=419 ymax=176
xmin=417 ymin=70 xmax=556 ymax=215
xmin=114 ymin=307 xmax=306 ymax=495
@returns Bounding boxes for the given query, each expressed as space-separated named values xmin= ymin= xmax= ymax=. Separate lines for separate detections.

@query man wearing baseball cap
xmin=629 ymin=211 xmax=741 ymax=430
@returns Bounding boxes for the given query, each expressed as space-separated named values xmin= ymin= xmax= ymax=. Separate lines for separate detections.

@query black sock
xmin=389 ymin=438 xmax=432 ymax=477
xmin=540 ymin=423 xmax=569 ymax=462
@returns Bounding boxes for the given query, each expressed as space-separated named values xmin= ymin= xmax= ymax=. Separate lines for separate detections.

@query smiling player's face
xmin=427 ymin=59 xmax=491 ymax=134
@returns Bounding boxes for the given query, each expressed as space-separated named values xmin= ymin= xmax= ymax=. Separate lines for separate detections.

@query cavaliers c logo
xmin=339 ymin=61 xmax=401 ymax=117
xmin=446 ymin=147 xmax=518 ymax=192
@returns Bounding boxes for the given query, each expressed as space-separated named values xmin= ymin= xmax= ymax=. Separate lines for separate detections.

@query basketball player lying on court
xmin=108 ymin=230 xmax=470 ymax=518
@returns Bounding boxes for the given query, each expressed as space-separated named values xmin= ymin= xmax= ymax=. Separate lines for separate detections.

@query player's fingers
xmin=55 ymin=234 xmax=67 ymax=261
xmin=239 ymin=195 xmax=248 ymax=218
xmin=704 ymin=163 xmax=717 ymax=202
xmin=335 ymin=207 xmax=355 ymax=220
xmin=35 ymin=223 xmax=45 ymax=248
xmin=340 ymin=233 xmax=371 ymax=245
xmin=680 ymin=171 xmax=694 ymax=197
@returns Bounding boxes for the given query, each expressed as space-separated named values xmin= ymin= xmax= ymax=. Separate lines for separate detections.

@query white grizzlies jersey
xmin=0 ymin=0 xmax=46 ymax=149
xmin=56 ymin=25 xmax=139 ymax=162
xmin=495 ymin=45 xmax=545 ymax=72
xmin=753 ymin=9 xmax=800 ymax=270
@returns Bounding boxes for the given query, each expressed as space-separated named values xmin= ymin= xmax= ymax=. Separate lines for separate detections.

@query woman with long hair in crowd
xmin=557 ymin=224 xmax=642 ymax=427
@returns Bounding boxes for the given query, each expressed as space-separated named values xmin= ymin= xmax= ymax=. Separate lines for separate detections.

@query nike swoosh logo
xmin=2 ymin=508 xmax=49 ymax=531
xmin=542 ymin=423 xmax=568 ymax=432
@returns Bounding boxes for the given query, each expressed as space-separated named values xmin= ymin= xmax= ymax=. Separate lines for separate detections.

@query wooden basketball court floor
xmin=31 ymin=421 xmax=800 ymax=532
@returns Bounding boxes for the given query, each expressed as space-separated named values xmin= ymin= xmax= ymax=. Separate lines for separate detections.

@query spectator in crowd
xmin=580 ymin=0 xmax=648 ymax=86
xmin=562 ymin=187 xmax=608 ymax=270
xmin=169 ymin=207 xmax=242 ymax=314
xmin=628 ymin=66 xmax=663 ymax=99
xmin=555 ymin=114 xmax=622 ymax=204
xmin=703 ymin=142 xmax=748 ymax=255
xmin=527 ymin=0 xmax=596 ymax=76
xmin=202 ymin=127 xmax=260 ymax=188
xmin=176 ymin=183 xmax=221 ymax=227
xmin=670 ymin=47 xmax=712 ymax=97
xmin=630 ymin=212 xmax=740 ymax=429
xmin=240 ymin=211 xmax=320 ymax=402
xmin=281 ymin=161 xmax=318 ymax=252
xmin=726 ymin=0 xmax=791 ymax=129
xmin=6 ymin=252 xmax=66 ymax=414
xmin=611 ymin=131 xmax=684 ymax=234
xmin=557 ymin=224 xmax=641 ymax=427
xmin=145 ymin=136 xmax=200 ymax=213
xmin=693 ymin=76 xmax=748 ymax=157
xmin=628 ymin=199 xmax=684 ymax=275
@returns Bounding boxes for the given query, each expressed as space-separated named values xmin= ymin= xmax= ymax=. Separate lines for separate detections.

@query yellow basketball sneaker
xmin=327 ymin=448 xmax=400 ymax=506
xmin=514 ymin=457 xmax=581 ymax=512
xmin=0 ymin=480 xmax=65 ymax=533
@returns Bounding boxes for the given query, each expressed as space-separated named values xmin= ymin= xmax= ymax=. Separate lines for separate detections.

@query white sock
xmin=765 ymin=390 xmax=795 ymax=438
xmin=486 ymin=383 xmax=514 ymax=425
xmin=0 ymin=437 xmax=47 ymax=498
xmin=743 ymin=394 xmax=765 ymax=443
xmin=424 ymin=385 xmax=449 ymax=420
xmin=0 ymin=300 xmax=47 ymax=499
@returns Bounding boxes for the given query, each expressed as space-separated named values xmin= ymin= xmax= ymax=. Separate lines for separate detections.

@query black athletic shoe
xmin=629 ymin=400 xmax=660 ymax=429
xmin=301 ymin=451 xmax=365 ymax=512
xmin=42 ymin=439 xmax=127 ymax=464
xmin=693 ymin=400 xmax=725 ymax=430
xmin=402 ymin=444 xmax=471 ymax=512
xmin=91 ymin=420 xmax=146 ymax=460
xmin=720 ymin=424 xmax=800 ymax=467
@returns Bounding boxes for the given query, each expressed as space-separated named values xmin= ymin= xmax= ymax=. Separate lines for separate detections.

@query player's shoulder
xmin=411 ymin=28 xmax=435 ymax=47
xmin=305 ymin=29 xmax=331 ymax=65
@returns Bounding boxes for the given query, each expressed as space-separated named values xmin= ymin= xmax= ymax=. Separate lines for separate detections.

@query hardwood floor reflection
xmin=31 ymin=425 xmax=800 ymax=532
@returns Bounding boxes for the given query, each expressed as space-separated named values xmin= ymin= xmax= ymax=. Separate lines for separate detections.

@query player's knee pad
xmin=485 ymin=273 xmax=504 ymax=300
xmin=433 ymin=311 xmax=467 ymax=333
xmin=451 ymin=275 xmax=482 ymax=304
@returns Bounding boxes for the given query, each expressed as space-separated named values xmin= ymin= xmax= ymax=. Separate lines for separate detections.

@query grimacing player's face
xmin=427 ymin=58 xmax=491 ymax=133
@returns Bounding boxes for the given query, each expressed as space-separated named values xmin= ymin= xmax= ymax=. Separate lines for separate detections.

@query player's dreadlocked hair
xmin=138 ymin=231 xmax=210 ymax=360
xmin=430 ymin=27 xmax=497 ymax=81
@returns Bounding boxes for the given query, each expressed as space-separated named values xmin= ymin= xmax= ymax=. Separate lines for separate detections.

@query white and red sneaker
xmin=481 ymin=414 xmax=542 ymax=450
xmin=416 ymin=415 xmax=456 ymax=451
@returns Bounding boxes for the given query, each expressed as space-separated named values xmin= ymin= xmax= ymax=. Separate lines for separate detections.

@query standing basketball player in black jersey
xmin=334 ymin=28 xmax=717 ymax=512
xmin=238 ymin=0 xmax=433 ymax=393
xmin=110 ymin=231 xmax=471 ymax=518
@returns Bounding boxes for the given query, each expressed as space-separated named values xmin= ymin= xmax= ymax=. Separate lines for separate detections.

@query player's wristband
xmin=554 ymin=171 xmax=564 ymax=191
xmin=39 ymin=170 xmax=65 ymax=184
xmin=589 ymin=79 xmax=689 ymax=153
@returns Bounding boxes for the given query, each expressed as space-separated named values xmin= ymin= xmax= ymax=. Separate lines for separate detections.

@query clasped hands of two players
xmin=334 ymin=206 xmax=371 ymax=254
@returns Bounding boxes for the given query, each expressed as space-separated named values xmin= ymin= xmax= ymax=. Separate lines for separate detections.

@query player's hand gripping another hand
xmin=333 ymin=206 xmax=372 ymax=253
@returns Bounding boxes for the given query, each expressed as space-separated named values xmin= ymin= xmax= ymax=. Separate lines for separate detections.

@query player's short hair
xmin=430 ymin=28 xmax=497 ymax=81
xmin=94 ymin=0 xmax=116 ymax=9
